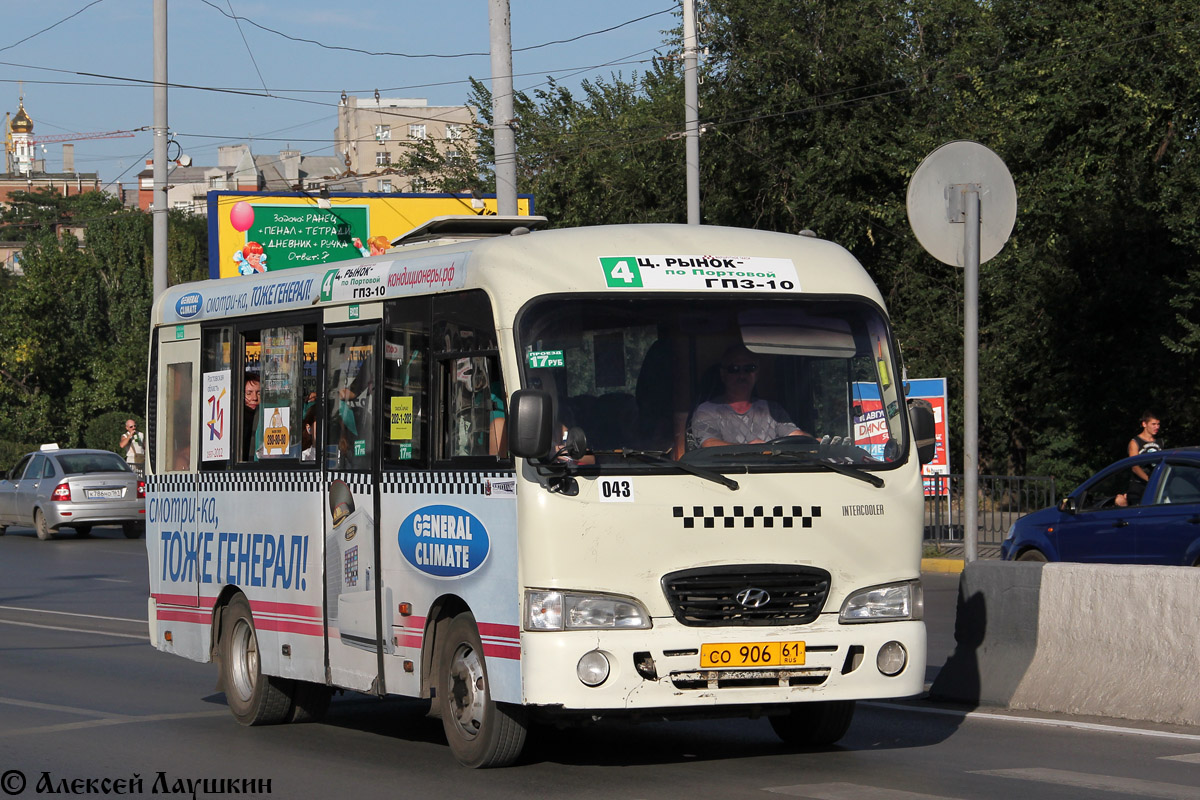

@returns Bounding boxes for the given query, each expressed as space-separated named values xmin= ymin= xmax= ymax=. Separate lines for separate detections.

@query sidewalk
xmin=921 ymin=542 xmax=1002 ymax=574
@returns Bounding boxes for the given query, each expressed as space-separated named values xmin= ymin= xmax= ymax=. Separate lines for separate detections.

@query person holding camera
xmin=120 ymin=419 xmax=145 ymax=478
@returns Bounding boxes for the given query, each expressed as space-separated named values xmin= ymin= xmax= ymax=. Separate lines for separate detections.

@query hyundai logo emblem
xmin=736 ymin=587 xmax=771 ymax=608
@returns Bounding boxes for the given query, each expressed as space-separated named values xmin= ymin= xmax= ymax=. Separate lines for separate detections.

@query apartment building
xmin=334 ymin=95 xmax=475 ymax=193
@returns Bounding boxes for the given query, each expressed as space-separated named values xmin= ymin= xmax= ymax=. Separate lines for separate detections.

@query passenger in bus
xmin=242 ymin=372 xmax=261 ymax=460
xmin=301 ymin=404 xmax=317 ymax=461
xmin=691 ymin=344 xmax=809 ymax=447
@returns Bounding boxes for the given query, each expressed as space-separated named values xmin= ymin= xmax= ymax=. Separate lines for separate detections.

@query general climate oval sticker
xmin=175 ymin=292 xmax=202 ymax=319
xmin=397 ymin=505 xmax=489 ymax=578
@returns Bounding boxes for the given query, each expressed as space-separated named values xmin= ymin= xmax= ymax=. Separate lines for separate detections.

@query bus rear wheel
xmin=436 ymin=612 xmax=527 ymax=768
xmin=769 ymin=700 xmax=855 ymax=747
xmin=220 ymin=595 xmax=294 ymax=726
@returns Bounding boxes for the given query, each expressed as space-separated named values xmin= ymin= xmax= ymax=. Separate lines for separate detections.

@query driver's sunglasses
xmin=722 ymin=363 xmax=758 ymax=374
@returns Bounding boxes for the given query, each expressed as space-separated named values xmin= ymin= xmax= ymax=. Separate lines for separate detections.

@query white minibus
xmin=147 ymin=217 xmax=934 ymax=767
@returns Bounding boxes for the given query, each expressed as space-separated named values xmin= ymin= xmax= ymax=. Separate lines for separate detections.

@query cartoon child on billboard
xmin=232 ymin=241 xmax=267 ymax=275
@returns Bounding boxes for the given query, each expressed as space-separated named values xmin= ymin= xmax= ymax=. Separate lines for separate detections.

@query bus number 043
xmin=599 ymin=479 xmax=632 ymax=501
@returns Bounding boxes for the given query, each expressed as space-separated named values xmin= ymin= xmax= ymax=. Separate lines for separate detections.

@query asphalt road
xmin=2 ymin=526 xmax=1199 ymax=799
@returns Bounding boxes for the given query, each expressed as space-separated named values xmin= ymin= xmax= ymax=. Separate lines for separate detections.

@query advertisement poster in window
xmin=202 ymin=369 xmax=231 ymax=461
xmin=853 ymin=378 xmax=949 ymax=496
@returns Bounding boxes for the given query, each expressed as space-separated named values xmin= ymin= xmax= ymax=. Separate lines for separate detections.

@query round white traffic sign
xmin=906 ymin=141 xmax=1017 ymax=266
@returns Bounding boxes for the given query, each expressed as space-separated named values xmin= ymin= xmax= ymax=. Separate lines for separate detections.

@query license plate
xmin=86 ymin=489 xmax=123 ymax=499
xmin=700 ymin=641 xmax=806 ymax=668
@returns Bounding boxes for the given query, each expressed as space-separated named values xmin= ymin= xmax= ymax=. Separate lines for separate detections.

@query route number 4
xmin=600 ymin=257 xmax=643 ymax=288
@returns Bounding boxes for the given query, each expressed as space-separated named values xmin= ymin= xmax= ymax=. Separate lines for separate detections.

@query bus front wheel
xmin=220 ymin=595 xmax=294 ymax=726
xmin=769 ymin=700 xmax=855 ymax=747
xmin=436 ymin=612 xmax=527 ymax=768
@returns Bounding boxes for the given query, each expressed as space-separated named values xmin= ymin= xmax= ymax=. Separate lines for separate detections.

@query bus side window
xmin=431 ymin=291 xmax=508 ymax=463
xmin=200 ymin=327 xmax=233 ymax=469
xmin=240 ymin=323 xmax=317 ymax=463
xmin=444 ymin=355 xmax=506 ymax=458
xmin=164 ymin=363 xmax=193 ymax=472
xmin=384 ymin=297 xmax=429 ymax=467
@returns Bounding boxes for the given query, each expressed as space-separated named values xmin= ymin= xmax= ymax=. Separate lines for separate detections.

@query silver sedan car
xmin=0 ymin=447 xmax=146 ymax=540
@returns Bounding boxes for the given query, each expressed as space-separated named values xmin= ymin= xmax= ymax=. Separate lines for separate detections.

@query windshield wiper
xmin=615 ymin=448 xmax=740 ymax=491
xmin=765 ymin=450 xmax=885 ymax=487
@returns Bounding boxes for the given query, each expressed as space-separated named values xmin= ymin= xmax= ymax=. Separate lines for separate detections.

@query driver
xmin=692 ymin=344 xmax=810 ymax=447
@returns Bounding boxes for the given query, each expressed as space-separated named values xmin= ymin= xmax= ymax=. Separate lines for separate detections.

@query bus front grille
xmin=661 ymin=565 xmax=831 ymax=626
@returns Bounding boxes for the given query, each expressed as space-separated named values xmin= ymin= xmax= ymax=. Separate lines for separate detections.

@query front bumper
xmin=520 ymin=616 xmax=925 ymax=712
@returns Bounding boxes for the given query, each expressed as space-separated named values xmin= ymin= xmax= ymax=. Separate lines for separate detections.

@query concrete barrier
xmin=930 ymin=561 xmax=1200 ymax=726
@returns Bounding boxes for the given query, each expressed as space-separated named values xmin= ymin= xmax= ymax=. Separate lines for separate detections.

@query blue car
xmin=1002 ymin=448 xmax=1200 ymax=565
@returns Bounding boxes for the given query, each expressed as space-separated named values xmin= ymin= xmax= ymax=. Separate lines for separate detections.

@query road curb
xmin=921 ymin=557 xmax=965 ymax=574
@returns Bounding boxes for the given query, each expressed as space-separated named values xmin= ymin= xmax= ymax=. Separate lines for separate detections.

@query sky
xmin=0 ymin=0 xmax=681 ymax=189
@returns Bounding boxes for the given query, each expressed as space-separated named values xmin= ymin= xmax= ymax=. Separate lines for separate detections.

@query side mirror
xmin=508 ymin=389 xmax=554 ymax=459
xmin=908 ymin=399 xmax=936 ymax=465
xmin=1058 ymin=496 xmax=1078 ymax=514
xmin=562 ymin=426 xmax=588 ymax=461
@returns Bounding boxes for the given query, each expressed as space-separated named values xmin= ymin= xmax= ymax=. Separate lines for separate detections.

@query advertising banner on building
xmin=853 ymin=378 xmax=950 ymax=496
xmin=208 ymin=191 xmax=533 ymax=278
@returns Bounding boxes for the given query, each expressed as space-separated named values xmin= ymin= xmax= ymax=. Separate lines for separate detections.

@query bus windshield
xmin=516 ymin=295 xmax=908 ymax=470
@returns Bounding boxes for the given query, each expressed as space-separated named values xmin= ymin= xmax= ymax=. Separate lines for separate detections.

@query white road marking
xmin=0 ymin=618 xmax=146 ymax=640
xmin=1160 ymin=752 xmax=1200 ymax=763
xmin=0 ymin=696 xmax=129 ymax=718
xmin=972 ymin=768 xmax=1199 ymax=799
xmin=867 ymin=702 xmax=1200 ymax=744
xmin=0 ymin=711 xmax=229 ymax=739
xmin=764 ymin=782 xmax=958 ymax=799
xmin=0 ymin=604 xmax=143 ymax=623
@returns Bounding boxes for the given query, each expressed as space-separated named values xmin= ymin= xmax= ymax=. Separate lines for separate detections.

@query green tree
xmin=0 ymin=192 xmax=208 ymax=452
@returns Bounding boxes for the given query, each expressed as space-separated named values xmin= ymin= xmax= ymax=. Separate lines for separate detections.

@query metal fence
xmin=923 ymin=474 xmax=1058 ymax=551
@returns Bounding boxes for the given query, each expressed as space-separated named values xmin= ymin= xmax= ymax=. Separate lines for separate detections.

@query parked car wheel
xmin=1017 ymin=549 xmax=1047 ymax=562
xmin=35 ymin=509 xmax=54 ymax=540
xmin=122 ymin=522 xmax=143 ymax=539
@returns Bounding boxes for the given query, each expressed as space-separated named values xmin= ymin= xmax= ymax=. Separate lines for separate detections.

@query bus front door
xmin=322 ymin=325 xmax=384 ymax=693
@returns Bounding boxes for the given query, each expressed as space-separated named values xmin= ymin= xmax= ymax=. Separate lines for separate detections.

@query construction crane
xmin=5 ymin=96 xmax=142 ymax=174
xmin=28 ymin=129 xmax=139 ymax=145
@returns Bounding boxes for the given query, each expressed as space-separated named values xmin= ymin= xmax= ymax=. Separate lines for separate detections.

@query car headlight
xmin=839 ymin=581 xmax=922 ymax=623
xmin=1004 ymin=523 xmax=1016 ymax=542
xmin=524 ymin=590 xmax=652 ymax=631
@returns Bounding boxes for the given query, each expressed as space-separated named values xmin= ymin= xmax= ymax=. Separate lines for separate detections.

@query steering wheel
xmin=764 ymin=433 xmax=818 ymax=445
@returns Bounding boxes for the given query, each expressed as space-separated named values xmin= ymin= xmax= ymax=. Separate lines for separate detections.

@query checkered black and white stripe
xmin=201 ymin=471 xmax=322 ymax=494
xmin=149 ymin=471 xmax=321 ymax=494
xmin=329 ymin=471 xmax=373 ymax=497
xmin=146 ymin=473 xmax=195 ymax=493
xmin=148 ymin=469 xmax=515 ymax=497
xmin=672 ymin=504 xmax=822 ymax=530
xmin=380 ymin=470 xmax=514 ymax=495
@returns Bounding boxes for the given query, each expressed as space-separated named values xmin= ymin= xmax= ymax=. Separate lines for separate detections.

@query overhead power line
xmin=195 ymin=0 xmax=676 ymax=59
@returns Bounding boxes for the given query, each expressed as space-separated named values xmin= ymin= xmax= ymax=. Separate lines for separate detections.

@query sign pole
xmin=963 ymin=188 xmax=980 ymax=563
xmin=906 ymin=142 xmax=1017 ymax=565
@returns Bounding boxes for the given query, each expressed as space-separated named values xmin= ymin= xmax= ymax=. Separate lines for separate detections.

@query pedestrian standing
xmin=120 ymin=419 xmax=145 ymax=478
xmin=1126 ymin=410 xmax=1163 ymax=503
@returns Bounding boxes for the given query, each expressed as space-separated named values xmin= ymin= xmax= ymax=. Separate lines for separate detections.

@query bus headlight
xmin=839 ymin=581 xmax=923 ymax=623
xmin=525 ymin=590 xmax=652 ymax=631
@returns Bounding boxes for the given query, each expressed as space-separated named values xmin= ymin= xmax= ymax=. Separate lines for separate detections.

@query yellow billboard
xmin=207 ymin=191 xmax=534 ymax=278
